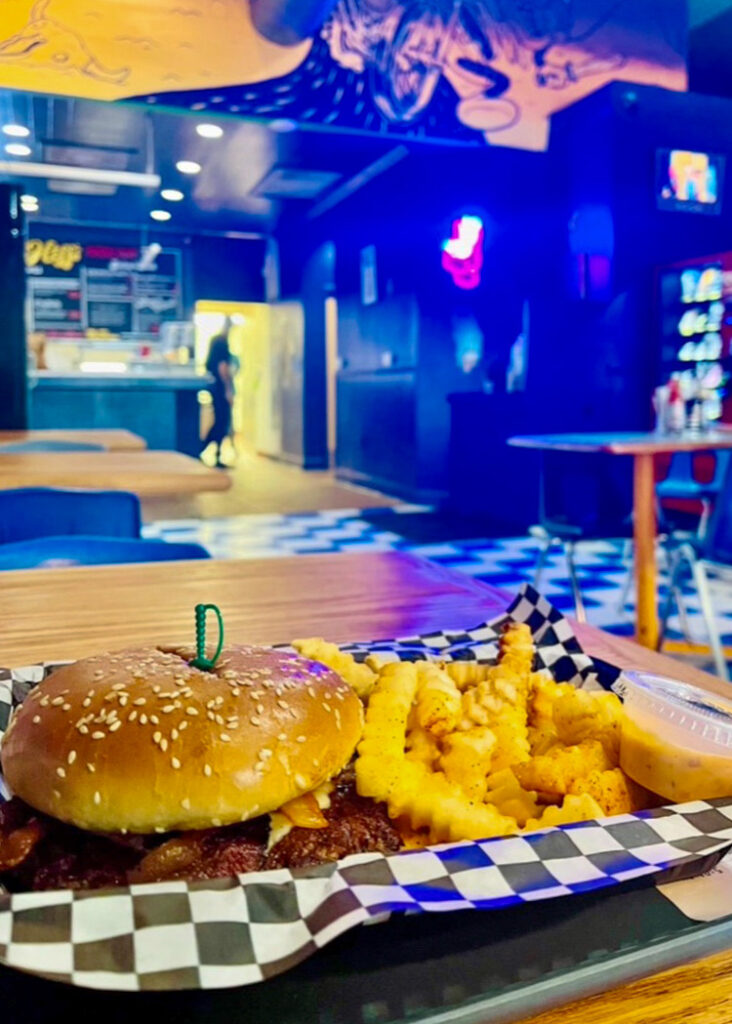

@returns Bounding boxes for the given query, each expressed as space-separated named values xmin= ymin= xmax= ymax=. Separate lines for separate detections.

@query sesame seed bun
xmin=1 ymin=645 xmax=363 ymax=834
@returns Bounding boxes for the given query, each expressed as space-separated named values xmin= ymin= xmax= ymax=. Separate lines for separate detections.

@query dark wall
xmin=0 ymin=186 xmax=28 ymax=428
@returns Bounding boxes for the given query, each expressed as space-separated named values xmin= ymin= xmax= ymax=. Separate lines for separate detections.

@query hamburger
xmin=0 ymin=644 xmax=400 ymax=891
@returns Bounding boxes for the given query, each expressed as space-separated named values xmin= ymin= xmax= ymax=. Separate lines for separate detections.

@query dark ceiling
xmin=0 ymin=88 xmax=414 ymax=236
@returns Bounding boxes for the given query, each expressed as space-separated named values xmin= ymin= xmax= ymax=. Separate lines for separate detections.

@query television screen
xmin=657 ymin=149 xmax=724 ymax=215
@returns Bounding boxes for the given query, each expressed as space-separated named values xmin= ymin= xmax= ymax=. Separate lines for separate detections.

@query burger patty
xmin=0 ymin=774 xmax=400 ymax=892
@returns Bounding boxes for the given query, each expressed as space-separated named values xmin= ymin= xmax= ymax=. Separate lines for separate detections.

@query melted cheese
xmin=265 ymin=781 xmax=334 ymax=852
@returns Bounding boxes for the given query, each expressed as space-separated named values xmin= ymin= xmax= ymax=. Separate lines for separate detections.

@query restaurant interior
xmin=6 ymin=1 xmax=732 ymax=1022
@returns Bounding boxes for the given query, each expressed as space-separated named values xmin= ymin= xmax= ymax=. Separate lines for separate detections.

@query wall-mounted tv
xmin=656 ymin=149 xmax=724 ymax=215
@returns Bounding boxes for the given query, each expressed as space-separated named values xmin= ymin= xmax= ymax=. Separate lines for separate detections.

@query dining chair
xmin=0 ymin=488 xmax=141 ymax=544
xmin=660 ymin=454 xmax=732 ymax=680
xmin=0 ymin=536 xmax=210 ymax=570
xmin=656 ymin=451 xmax=731 ymax=537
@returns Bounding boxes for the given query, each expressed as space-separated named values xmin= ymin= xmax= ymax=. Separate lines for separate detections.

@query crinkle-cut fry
xmin=356 ymin=661 xmax=418 ymax=801
xmin=553 ymin=688 xmax=623 ymax=763
xmin=522 ymin=793 xmax=605 ymax=834
xmin=439 ymin=727 xmax=497 ymax=801
xmin=528 ymin=720 xmax=560 ymax=756
xmin=528 ymin=674 xmax=574 ymax=727
xmin=570 ymin=768 xmax=650 ymax=816
xmin=489 ymin=706 xmax=531 ymax=772
xmin=498 ymin=622 xmax=534 ymax=683
xmin=513 ymin=740 xmax=613 ymax=798
xmin=388 ymin=760 xmax=516 ymax=843
xmin=441 ymin=661 xmax=493 ymax=690
xmin=292 ymin=638 xmax=377 ymax=699
xmin=405 ymin=726 xmax=441 ymax=769
xmin=415 ymin=662 xmax=462 ymax=736
xmin=485 ymin=768 xmax=540 ymax=827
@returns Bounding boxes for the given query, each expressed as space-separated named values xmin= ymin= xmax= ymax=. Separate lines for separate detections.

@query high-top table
xmin=0 ymin=450 xmax=231 ymax=497
xmin=0 ymin=429 xmax=146 ymax=450
xmin=508 ymin=430 xmax=732 ymax=650
xmin=0 ymin=552 xmax=731 ymax=1024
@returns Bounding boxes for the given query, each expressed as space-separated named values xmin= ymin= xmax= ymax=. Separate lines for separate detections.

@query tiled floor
xmin=144 ymin=506 xmax=732 ymax=672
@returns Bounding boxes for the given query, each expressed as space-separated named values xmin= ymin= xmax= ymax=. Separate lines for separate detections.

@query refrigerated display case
xmin=657 ymin=253 xmax=732 ymax=424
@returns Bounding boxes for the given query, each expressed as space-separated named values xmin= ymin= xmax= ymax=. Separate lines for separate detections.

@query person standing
xmin=201 ymin=331 xmax=234 ymax=468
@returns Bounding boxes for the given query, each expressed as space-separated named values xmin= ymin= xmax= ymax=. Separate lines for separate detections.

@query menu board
xmin=25 ymin=237 xmax=183 ymax=339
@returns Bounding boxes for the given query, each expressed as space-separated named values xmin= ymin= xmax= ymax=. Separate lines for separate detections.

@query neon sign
xmin=441 ymin=216 xmax=484 ymax=289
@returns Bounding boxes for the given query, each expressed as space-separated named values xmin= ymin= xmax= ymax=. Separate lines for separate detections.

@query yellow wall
xmin=194 ymin=300 xmax=271 ymax=448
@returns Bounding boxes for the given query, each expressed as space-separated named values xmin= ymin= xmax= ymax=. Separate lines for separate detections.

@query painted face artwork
xmin=0 ymin=0 xmax=686 ymax=150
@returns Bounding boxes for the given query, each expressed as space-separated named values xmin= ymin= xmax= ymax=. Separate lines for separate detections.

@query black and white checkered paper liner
xmin=0 ymin=584 xmax=729 ymax=992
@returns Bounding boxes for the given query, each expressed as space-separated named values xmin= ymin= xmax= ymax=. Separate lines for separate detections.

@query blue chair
xmin=0 ymin=488 xmax=141 ymax=544
xmin=0 ymin=536 xmax=210 ymax=570
xmin=662 ymin=456 xmax=732 ymax=680
xmin=0 ymin=441 xmax=105 ymax=453
xmin=657 ymin=451 xmax=731 ymax=536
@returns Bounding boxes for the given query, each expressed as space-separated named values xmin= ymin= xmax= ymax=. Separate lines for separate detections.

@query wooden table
xmin=0 ymin=429 xmax=146 ymax=450
xmin=0 ymin=450 xmax=231 ymax=497
xmin=0 ymin=550 xmax=730 ymax=1023
xmin=508 ymin=431 xmax=732 ymax=651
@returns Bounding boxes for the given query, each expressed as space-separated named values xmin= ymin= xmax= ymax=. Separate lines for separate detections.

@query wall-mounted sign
xmin=25 ymin=234 xmax=183 ymax=338
xmin=0 ymin=0 xmax=686 ymax=151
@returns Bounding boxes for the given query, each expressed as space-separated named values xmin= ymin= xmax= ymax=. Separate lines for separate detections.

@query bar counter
xmin=28 ymin=369 xmax=213 ymax=456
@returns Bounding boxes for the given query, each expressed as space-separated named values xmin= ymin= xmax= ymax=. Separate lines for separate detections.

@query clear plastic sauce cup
xmin=620 ymin=672 xmax=732 ymax=802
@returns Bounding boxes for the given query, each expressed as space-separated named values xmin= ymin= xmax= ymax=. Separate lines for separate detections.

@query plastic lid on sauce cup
xmin=622 ymin=671 xmax=732 ymax=752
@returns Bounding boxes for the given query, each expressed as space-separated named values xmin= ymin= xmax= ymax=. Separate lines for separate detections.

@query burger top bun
xmin=1 ymin=645 xmax=363 ymax=834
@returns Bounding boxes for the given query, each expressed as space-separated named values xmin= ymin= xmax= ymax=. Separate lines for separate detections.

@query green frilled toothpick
xmin=189 ymin=603 xmax=224 ymax=670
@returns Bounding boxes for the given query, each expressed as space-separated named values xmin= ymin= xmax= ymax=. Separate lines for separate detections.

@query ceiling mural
xmin=0 ymin=0 xmax=687 ymax=150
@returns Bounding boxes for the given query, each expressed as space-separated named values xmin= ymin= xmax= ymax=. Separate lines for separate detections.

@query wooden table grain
xmin=509 ymin=430 xmax=732 ymax=651
xmin=1 ymin=550 xmax=730 ymax=1023
xmin=0 ymin=429 xmax=146 ymax=451
xmin=0 ymin=450 xmax=231 ymax=497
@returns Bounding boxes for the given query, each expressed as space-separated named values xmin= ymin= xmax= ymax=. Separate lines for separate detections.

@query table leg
xmin=633 ymin=452 xmax=658 ymax=649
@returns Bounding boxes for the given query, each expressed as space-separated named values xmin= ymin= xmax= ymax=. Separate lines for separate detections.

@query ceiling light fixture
xmin=176 ymin=159 xmax=201 ymax=175
xmin=160 ymin=188 xmax=184 ymax=202
xmin=5 ymin=143 xmax=31 ymax=157
xmin=20 ymin=193 xmax=38 ymax=211
xmin=196 ymin=123 xmax=223 ymax=139
xmin=150 ymin=209 xmax=171 ymax=221
xmin=0 ymin=162 xmax=160 ymax=188
xmin=3 ymin=124 xmax=30 ymax=138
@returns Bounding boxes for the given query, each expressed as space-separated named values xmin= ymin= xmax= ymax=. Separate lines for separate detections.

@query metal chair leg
xmin=658 ymin=550 xmax=678 ymax=651
xmin=533 ymin=535 xmax=553 ymax=590
xmin=691 ymin=555 xmax=730 ymax=682
xmin=563 ymin=541 xmax=586 ymax=623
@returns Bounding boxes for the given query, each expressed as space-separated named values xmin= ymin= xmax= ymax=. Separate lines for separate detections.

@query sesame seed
xmin=277 ymin=732 xmax=287 ymax=741
xmin=53 ymin=789 xmax=61 ymax=800
xmin=56 ymin=767 xmax=66 ymax=779
xmin=277 ymin=700 xmax=288 ymax=710
xmin=295 ymin=773 xmax=308 ymax=789
xmin=51 ymin=696 xmax=65 ymax=706
xmin=109 ymin=720 xmax=122 ymax=732
xmin=40 ymin=696 xmax=49 ymax=707
xmin=82 ymin=697 xmax=92 ymax=708
xmin=323 ymin=703 xmax=332 ymax=713
xmin=207 ymin=711 xmax=216 ymax=721
xmin=186 ymin=707 xmax=199 ymax=717
xmin=215 ymin=715 xmax=224 ymax=726
xmin=93 ymin=670 xmax=104 ymax=678
xmin=204 ymin=764 xmax=212 ymax=777
xmin=206 ymin=699 xmax=216 ymax=709
xmin=212 ymin=818 xmax=222 ymax=827
xmin=223 ymin=670 xmax=237 ymax=679
xmin=254 ymin=762 xmax=265 ymax=773
xmin=260 ymin=748 xmax=272 ymax=758
xmin=67 ymin=750 xmax=76 ymax=765
xmin=160 ymin=738 xmax=169 ymax=752
xmin=153 ymin=731 xmax=162 ymax=744
xmin=94 ymin=791 xmax=101 ymax=805
xmin=171 ymin=728 xmax=179 ymax=741
xmin=133 ymin=698 xmax=146 ymax=706
xmin=118 ymin=696 xmax=129 ymax=707
xmin=32 ymin=715 xmax=41 ymax=724
xmin=171 ymin=756 xmax=181 ymax=769
xmin=78 ymin=725 xmax=89 ymax=735
xmin=256 ymin=704 xmax=264 ymax=715
xmin=161 ymin=705 xmax=174 ymax=714
xmin=231 ymin=688 xmax=241 ymax=697
xmin=179 ymin=721 xmax=188 ymax=732
xmin=220 ymin=733 xmax=231 ymax=742
xmin=296 ymin=736 xmax=307 ymax=743
xmin=150 ymin=715 xmax=159 ymax=725
xmin=112 ymin=683 xmax=126 ymax=691
xmin=91 ymin=731 xmax=105 ymax=740
xmin=155 ymin=826 xmax=166 ymax=834
xmin=181 ymin=797 xmax=191 ymax=810
xmin=128 ymin=710 xmax=138 ymax=722
xmin=87 ymin=763 xmax=95 ymax=773
xmin=250 ymin=716 xmax=261 ymax=726
xmin=289 ymin=708 xmax=298 ymax=719
xmin=139 ymin=714 xmax=148 ymax=725
xmin=153 ymin=686 xmax=161 ymax=693
xmin=307 ymin=687 xmax=316 ymax=698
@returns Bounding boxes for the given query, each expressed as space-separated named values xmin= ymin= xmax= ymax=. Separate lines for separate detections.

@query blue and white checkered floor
xmin=144 ymin=506 xmax=732 ymax=671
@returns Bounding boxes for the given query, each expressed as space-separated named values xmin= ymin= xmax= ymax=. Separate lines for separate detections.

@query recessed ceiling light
xmin=5 ymin=143 xmax=31 ymax=157
xmin=176 ymin=159 xmax=201 ymax=175
xmin=20 ymin=193 xmax=38 ymax=209
xmin=160 ymin=188 xmax=184 ymax=202
xmin=196 ymin=123 xmax=223 ymax=139
xmin=270 ymin=118 xmax=298 ymax=134
xmin=150 ymin=209 xmax=171 ymax=221
xmin=2 ymin=124 xmax=29 ymax=138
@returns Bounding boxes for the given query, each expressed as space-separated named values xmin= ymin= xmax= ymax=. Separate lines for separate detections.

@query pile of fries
xmin=294 ymin=626 xmax=651 ymax=847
